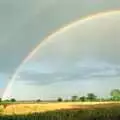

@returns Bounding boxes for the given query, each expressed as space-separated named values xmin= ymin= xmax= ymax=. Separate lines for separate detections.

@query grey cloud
xmin=9 ymin=11 xmax=120 ymax=88
xmin=0 ymin=0 xmax=120 ymax=74
xmin=16 ymin=61 xmax=120 ymax=86
xmin=2 ymin=0 xmax=120 ymax=100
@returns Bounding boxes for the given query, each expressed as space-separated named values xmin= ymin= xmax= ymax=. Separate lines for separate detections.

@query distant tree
xmin=87 ymin=93 xmax=97 ymax=101
xmin=10 ymin=98 xmax=16 ymax=102
xmin=57 ymin=97 xmax=63 ymax=102
xmin=71 ymin=96 xmax=78 ymax=102
xmin=110 ymin=89 xmax=120 ymax=101
xmin=36 ymin=99 xmax=41 ymax=102
xmin=0 ymin=98 xmax=1 ymax=102
xmin=79 ymin=96 xmax=86 ymax=102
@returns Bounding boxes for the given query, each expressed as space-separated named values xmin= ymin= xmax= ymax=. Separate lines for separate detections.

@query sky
xmin=3 ymin=12 xmax=120 ymax=100
xmin=1 ymin=0 xmax=120 ymax=100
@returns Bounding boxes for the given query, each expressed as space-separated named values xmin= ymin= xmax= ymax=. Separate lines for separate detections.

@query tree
xmin=87 ymin=93 xmax=97 ymax=101
xmin=36 ymin=99 xmax=41 ymax=102
xmin=71 ymin=96 xmax=78 ymax=101
xmin=0 ymin=98 xmax=1 ymax=102
xmin=10 ymin=98 xmax=16 ymax=102
xmin=79 ymin=96 xmax=86 ymax=102
xmin=57 ymin=97 xmax=63 ymax=102
xmin=110 ymin=89 xmax=120 ymax=101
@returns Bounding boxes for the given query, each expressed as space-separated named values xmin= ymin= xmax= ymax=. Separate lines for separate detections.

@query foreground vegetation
xmin=0 ymin=89 xmax=120 ymax=119
xmin=0 ymin=103 xmax=120 ymax=120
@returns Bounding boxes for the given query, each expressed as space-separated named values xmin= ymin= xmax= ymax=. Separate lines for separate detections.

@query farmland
xmin=0 ymin=102 xmax=120 ymax=120
xmin=0 ymin=89 xmax=120 ymax=119
xmin=1 ymin=101 xmax=120 ymax=115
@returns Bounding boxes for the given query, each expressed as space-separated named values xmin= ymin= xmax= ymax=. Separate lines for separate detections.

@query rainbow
xmin=2 ymin=10 xmax=120 ymax=100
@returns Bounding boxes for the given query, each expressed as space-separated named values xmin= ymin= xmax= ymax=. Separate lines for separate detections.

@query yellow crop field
xmin=1 ymin=101 xmax=120 ymax=115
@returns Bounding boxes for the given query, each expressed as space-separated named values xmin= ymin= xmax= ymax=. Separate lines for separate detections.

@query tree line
xmin=57 ymin=89 xmax=120 ymax=102
xmin=0 ymin=89 xmax=120 ymax=103
xmin=0 ymin=98 xmax=16 ymax=103
xmin=35 ymin=89 xmax=120 ymax=102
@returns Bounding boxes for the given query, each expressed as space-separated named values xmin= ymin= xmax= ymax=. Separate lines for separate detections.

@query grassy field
xmin=0 ymin=102 xmax=120 ymax=120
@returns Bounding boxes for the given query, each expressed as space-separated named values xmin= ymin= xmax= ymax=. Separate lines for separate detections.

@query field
xmin=0 ymin=102 xmax=120 ymax=119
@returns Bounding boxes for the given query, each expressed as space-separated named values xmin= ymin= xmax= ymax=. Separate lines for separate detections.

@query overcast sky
xmin=3 ymin=12 xmax=120 ymax=100
xmin=1 ymin=0 xmax=120 ymax=100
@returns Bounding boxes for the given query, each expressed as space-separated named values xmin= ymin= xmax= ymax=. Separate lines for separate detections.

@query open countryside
xmin=0 ymin=89 xmax=120 ymax=119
